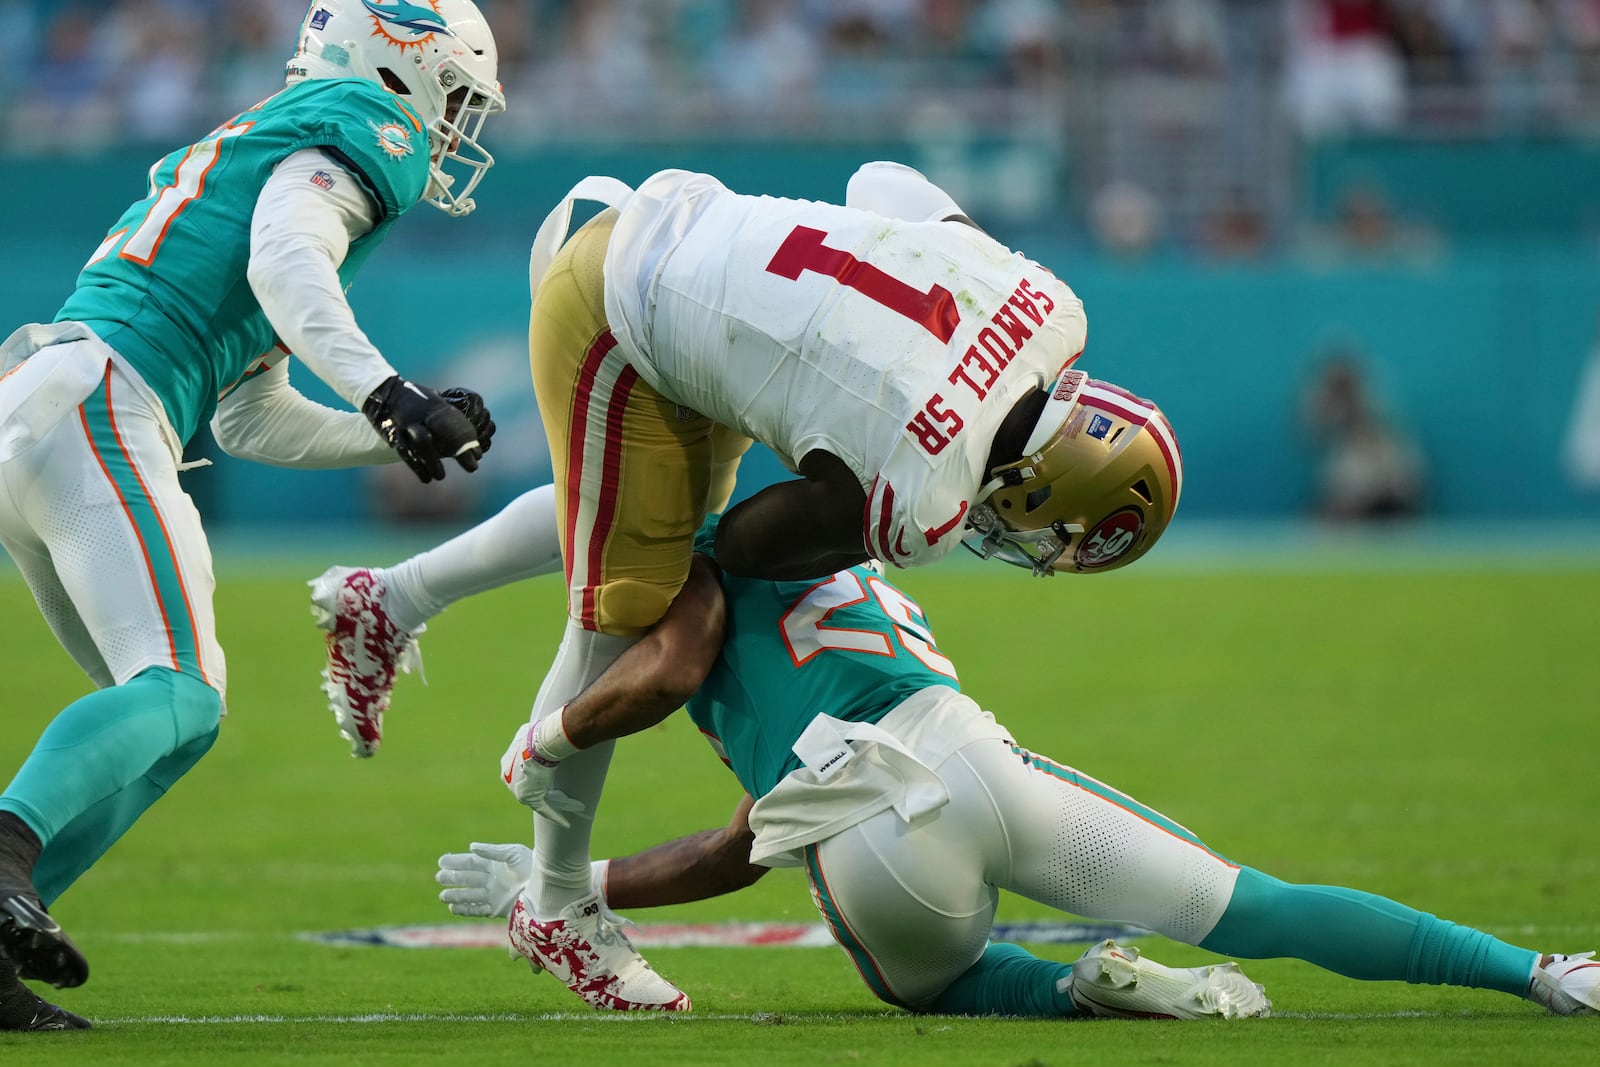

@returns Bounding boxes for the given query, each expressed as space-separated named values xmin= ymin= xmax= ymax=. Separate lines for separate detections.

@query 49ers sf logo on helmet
xmin=1075 ymin=507 xmax=1144 ymax=570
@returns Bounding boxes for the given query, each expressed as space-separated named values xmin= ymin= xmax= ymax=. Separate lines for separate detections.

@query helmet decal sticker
xmin=310 ymin=8 xmax=333 ymax=31
xmin=1075 ymin=507 xmax=1144 ymax=569
xmin=1086 ymin=413 xmax=1113 ymax=440
xmin=1052 ymin=367 xmax=1087 ymax=401
xmin=362 ymin=0 xmax=451 ymax=53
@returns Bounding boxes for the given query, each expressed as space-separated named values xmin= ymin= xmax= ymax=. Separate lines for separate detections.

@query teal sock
xmin=32 ymin=727 xmax=218 ymax=904
xmin=928 ymin=942 xmax=1078 ymax=1018
xmin=0 ymin=668 xmax=221 ymax=846
xmin=1202 ymin=866 xmax=1537 ymax=996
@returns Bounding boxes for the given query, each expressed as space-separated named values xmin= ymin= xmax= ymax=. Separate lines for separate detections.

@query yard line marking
xmin=97 ymin=920 xmax=1600 ymax=948
xmin=293 ymin=920 xmax=1151 ymax=950
xmin=92 ymin=1009 xmax=1493 ymax=1026
xmin=95 ymin=1011 xmax=900 ymax=1025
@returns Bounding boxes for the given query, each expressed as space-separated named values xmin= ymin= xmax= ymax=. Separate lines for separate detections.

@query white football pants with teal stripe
xmin=803 ymin=735 xmax=1539 ymax=1015
xmin=0 ymin=340 xmax=224 ymax=903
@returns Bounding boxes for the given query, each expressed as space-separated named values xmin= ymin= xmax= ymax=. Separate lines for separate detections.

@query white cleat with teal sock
xmin=1064 ymin=939 xmax=1271 ymax=1020
xmin=309 ymin=566 xmax=424 ymax=758
xmin=1529 ymin=952 xmax=1600 ymax=1015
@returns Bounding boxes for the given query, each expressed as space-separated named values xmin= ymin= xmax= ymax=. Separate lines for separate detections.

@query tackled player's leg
xmin=977 ymin=736 xmax=1591 ymax=1014
xmin=509 ymin=209 xmax=749 ymax=1011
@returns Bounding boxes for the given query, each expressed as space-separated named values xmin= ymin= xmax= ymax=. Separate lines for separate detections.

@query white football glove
xmin=499 ymin=717 xmax=586 ymax=827
xmin=437 ymin=845 xmax=613 ymax=923
xmin=436 ymin=842 xmax=533 ymax=918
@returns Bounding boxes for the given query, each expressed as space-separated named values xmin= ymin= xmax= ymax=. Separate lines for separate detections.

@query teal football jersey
xmin=56 ymin=78 xmax=432 ymax=442
xmin=687 ymin=521 xmax=961 ymax=800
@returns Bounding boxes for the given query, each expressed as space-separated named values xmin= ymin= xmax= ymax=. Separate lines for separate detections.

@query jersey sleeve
xmin=863 ymin=458 xmax=972 ymax=569
xmin=692 ymin=515 xmax=722 ymax=561
xmin=292 ymin=81 xmax=431 ymax=221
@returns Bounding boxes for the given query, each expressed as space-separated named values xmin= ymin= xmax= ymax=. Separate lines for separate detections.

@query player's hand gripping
xmin=362 ymin=376 xmax=491 ymax=483
xmin=500 ymin=714 xmax=586 ymax=827
xmin=440 ymin=386 xmax=496 ymax=453
xmin=436 ymin=842 xmax=532 ymax=919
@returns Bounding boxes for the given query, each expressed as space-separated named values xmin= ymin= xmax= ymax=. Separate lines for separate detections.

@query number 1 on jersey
xmin=766 ymin=225 xmax=961 ymax=343
xmin=116 ymin=122 xmax=253 ymax=267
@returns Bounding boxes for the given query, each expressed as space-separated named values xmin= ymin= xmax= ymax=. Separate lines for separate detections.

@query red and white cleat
xmin=508 ymin=894 xmax=690 ymax=1012
xmin=309 ymin=566 xmax=423 ymax=758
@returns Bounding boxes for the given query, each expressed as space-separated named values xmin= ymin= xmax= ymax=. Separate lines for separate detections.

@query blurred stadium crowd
xmin=4 ymin=0 xmax=1599 ymax=147
xmin=5 ymin=0 xmax=1598 ymax=262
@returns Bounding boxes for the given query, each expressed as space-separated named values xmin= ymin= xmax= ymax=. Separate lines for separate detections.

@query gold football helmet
xmin=964 ymin=370 xmax=1183 ymax=576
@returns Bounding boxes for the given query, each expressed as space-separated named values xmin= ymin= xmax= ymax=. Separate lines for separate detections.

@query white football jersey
xmin=601 ymin=169 xmax=1088 ymax=568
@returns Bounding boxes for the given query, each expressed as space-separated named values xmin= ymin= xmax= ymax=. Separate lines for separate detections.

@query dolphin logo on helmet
xmin=361 ymin=0 xmax=451 ymax=50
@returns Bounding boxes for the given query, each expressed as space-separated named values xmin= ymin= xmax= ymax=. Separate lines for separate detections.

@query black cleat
xmin=0 ymin=896 xmax=89 ymax=990
xmin=0 ymin=963 xmax=89 ymax=1031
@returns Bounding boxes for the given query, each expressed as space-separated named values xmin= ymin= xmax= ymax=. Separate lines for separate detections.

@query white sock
xmin=380 ymin=485 xmax=563 ymax=632
xmin=525 ymin=621 xmax=636 ymax=915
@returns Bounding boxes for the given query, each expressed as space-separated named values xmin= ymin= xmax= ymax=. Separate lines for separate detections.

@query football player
xmin=312 ymin=161 xmax=1181 ymax=1010
xmin=0 ymin=0 xmax=504 ymax=1030
xmin=443 ymin=516 xmax=1599 ymax=1019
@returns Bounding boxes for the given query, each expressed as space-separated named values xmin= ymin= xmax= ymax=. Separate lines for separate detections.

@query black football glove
xmin=440 ymin=387 xmax=496 ymax=456
xmin=362 ymin=375 xmax=488 ymax=483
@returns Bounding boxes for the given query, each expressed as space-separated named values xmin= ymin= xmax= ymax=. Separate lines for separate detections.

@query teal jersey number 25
xmin=56 ymin=78 xmax=432 ymax=443
xmin=687 ymin=522 xmax=962 ymax=799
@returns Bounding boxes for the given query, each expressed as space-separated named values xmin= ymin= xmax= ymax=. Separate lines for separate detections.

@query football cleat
xmin=309 ymin=566 xmax=424 ymax=758
xmin=507 ymin=894 xmax=690 ymax=1012
xmin=0 ymin=962 xmax=89 ymax=1031
xmin=1064 ymin=939 xmax=1270 ymax=1020
xmin=0 ymin=896 xmax=88 ymax=991
xmin=1529 ymin=952 xmax=1600 ymax=1015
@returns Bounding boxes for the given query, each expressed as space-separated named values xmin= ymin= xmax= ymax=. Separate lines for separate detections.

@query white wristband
xmin=532 ymin=705 xmax=581 ymax=762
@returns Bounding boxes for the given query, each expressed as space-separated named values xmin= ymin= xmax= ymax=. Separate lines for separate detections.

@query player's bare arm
xmin=437 ymin=794 xmax=765 ymax=917
xmin=562 ymin=555 xmax=728 ymax=748
xmin=500 ymin=555 xmax=727 ymax=821
xmin=605 ymin=795 xmax=766 ymax=909
xmin=713 ymin=449 xmax=871 ymax=580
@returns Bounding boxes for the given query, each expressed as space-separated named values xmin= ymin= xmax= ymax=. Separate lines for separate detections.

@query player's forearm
xmin=248 ymin=152 xmax=396 ymax=409
xmin=604 ymin=829 xmax=766 ymax=909
xmin=604 ymin=797 xmax=764 ymax=909
xmin=562 ymin=558 xmax=727 ymax=748
xmin=211 ymin=363 xmax=395 ymax=468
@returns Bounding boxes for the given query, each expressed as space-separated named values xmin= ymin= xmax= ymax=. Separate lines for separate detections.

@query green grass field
xmin=2 ymin=547 xmax=1598 ymax=1065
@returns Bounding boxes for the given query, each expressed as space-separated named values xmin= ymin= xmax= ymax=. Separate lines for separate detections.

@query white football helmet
xmin=287 ymin=0 xmax=506 ymax=216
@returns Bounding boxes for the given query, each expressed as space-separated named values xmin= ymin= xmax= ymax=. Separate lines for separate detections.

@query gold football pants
xmin=529 ymin=210 xmax=751 ymax=635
